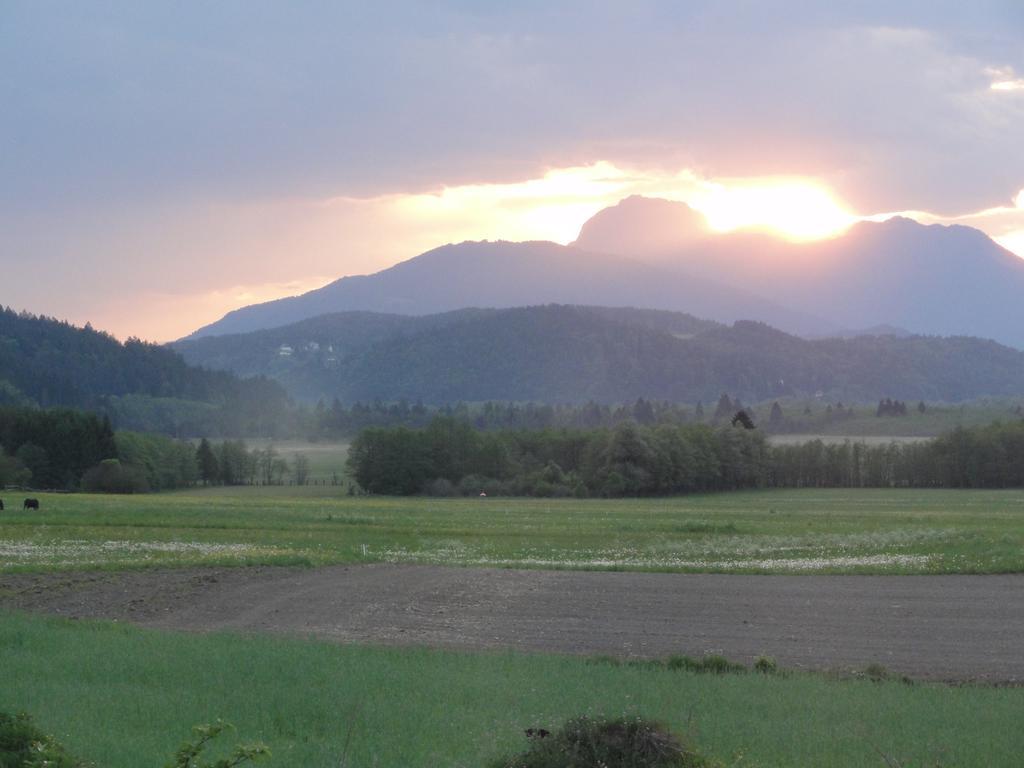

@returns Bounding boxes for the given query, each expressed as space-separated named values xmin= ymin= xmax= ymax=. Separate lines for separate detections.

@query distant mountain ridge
xmin=574 ymin=197 xmax=1024 ymax=349
xmin=175 ymin=304 xmax=1024 ymax=405
xmin=187 ymin=195 xmax=1024 ymax=349
xmin=186 ymin=240 xmax=835 ymax=339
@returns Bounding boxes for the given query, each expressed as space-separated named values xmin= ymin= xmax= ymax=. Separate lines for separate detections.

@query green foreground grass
xmin=2 ymin=611 xmax=1022 ymax=768
xmin=3 ymin=487 xmax=1024 ymax=574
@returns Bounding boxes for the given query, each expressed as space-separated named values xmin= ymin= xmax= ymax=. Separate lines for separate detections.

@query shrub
xmin=863 ymin=663 xmax=890 ymax=682
xmin=80 ymin=459 xmax=149 ymax=494
xmin=584 ymin=654 xmax=622 ymax=667
xmin=753 ymin=655 xmax=778 ymax=674
xmin=666 ymin=655 xmax=746 ymax=675
xmin=0 ymin=454 xmax=31 ymax=489
xmin=0 ymin=711 xmax=88 ymax=768
xmin=487 ymin=715 xmax=709 ymax=768
xmin=457 ymin=474 xmax=503 ymax=496
xmin=425 ymin=477 xmax=455 ymax=496
xmin=697 ymin=655 xmax=745 ymax=675
xmin=0 ymin=713 xmax=268 ymax=768
xmin=166 ymin=720 xmax=269 ymax=768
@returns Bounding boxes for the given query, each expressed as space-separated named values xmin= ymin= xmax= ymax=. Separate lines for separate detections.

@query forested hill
xmin=0 ymin=308 xmax=290 ymax=435
xmin=173 ymin=305 xmax=721 ymax=393
xmin=174 ymin=304 xmax=1024 ymax=405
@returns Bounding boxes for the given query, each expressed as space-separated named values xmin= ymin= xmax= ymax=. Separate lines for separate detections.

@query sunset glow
xmin=996 ymin=231 xmax=1024 ymax=259
xmin=690 ymin=180 xmax=857 ymax=241
xmin=987 ymin=67 xmax=1024 ymax=91
xmin=25 ymin=158 xmax=1018 ymax=342
xmin=390 ymin=162 xmax=637 ymax=244
xmin=389 ymin=164 xmax=857 ymax=246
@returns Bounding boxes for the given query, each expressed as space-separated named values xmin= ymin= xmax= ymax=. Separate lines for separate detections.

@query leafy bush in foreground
xmin=166 ymin=720 xmax=269 ymax=768
xmin=0 ymin=711 xmax=87 ymax=768
xmin=0 ymin=713 xmax=268 ymax=768
xmin=488 ymin=715 xmax=709 ymax=768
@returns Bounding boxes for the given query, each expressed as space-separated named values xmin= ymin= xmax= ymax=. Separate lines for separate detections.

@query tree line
xmin=0 ymin=405 xmax=204 ymax=492
xmin=193 ymin=439 xmax=322 ymax=487
xmin=307 ymin=394 xmax=769 ymax=438
xmin=0 ymin=398 xmax=340 ymax=492
xmin=298 ymin=393 xmax=985 ymax=439
xmin=347 ymin=417 xmax=1024 ymax=497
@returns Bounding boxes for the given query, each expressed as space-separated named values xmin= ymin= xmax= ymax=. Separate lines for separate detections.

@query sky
xmin=2 ymin=1 xmax=1023 ymax=341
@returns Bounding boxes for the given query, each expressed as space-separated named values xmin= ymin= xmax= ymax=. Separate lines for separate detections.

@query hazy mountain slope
xmin=176 ymin=308 xmax=499 ymax=401
xmin=341 ymin=312 xmax=1024 ymax=404
xmin=573 ymin=197 xmax=1024 ymax=348
xmin=186 ymin=240 xmax=833 ymax=339
xmin=176 ymin=311 xmax=427 ymax=380
xmin=0 ymin=307 xmax=287 ymax=415
xmin=179 ymin=304 xmax=1024 ymax=405
xmin=174 ymin=306 xmax=722 ymax=401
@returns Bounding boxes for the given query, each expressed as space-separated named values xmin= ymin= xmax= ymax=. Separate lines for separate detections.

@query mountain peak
xmin=572 ymin=195 xmax=710 ymax=257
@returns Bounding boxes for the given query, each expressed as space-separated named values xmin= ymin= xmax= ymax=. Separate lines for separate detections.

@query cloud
xmin=2 ymin=2 xmax=1023 ymax=338
xmin=2 ymin=2 xmax=1022 ymax=214
xmin=987 ymin=67 xmax=1024 ymax=91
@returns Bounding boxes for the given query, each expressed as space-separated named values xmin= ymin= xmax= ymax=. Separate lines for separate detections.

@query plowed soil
xmin=3 ymin=565 xmax=1022 ymax=682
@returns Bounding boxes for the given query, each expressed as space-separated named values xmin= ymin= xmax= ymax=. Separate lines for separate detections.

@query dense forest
xmin=0 ymin=405 xmax=203 ymax=491
xmin=176 ymin=304 xmax=1024 ymax=405
xmin=0 ymin=406 xmax=117 ymax=489
xmin=0 ymin=308 xmax=293 ymax=436
xmin=347 ymin=417 xmax=1024 ymax=497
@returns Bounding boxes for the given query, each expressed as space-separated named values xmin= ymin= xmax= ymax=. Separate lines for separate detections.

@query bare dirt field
xmin=3 ymin=565 xmax=1022 ymax=683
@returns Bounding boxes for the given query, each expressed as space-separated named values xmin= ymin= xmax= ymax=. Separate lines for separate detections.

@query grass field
xmin=752 ymin=397 xmax=1023 ymax=437
xmin=3 ymin=487 xmax=1024 ymax=574
xmin=766 ymin=434 xmax=930 ymax=446
xmin=1 ymin=611 xmax=1021 ymax=768
xmin=219 ymin=439 xmax=352 ymax=484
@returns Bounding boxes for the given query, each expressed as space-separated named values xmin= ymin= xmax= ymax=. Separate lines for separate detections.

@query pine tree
xmin=731 ymin=410 xmax=755 ymax=430
xmin=196 ymin=438 xmax=220 ymax=485
xmin=713 ymin=393 xmax=734 ymax=422
xmin=632 ymin=397 xmax=656 ymax=425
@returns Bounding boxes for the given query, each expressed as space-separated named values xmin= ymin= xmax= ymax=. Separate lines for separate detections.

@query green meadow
xmin=230 ymin=439 xmax=352 ymax=484
xmin=1 ymin=611 xmax=1021 ymax=768
xmin=2 ymin=487 xmax=1024 ymax=574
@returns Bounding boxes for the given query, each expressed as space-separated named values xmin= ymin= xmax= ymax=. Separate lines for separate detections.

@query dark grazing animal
xmin=23 ymin=498 xmax=39 ymax=511
xmin=0 ymin=499 xmax=4 ymax=511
